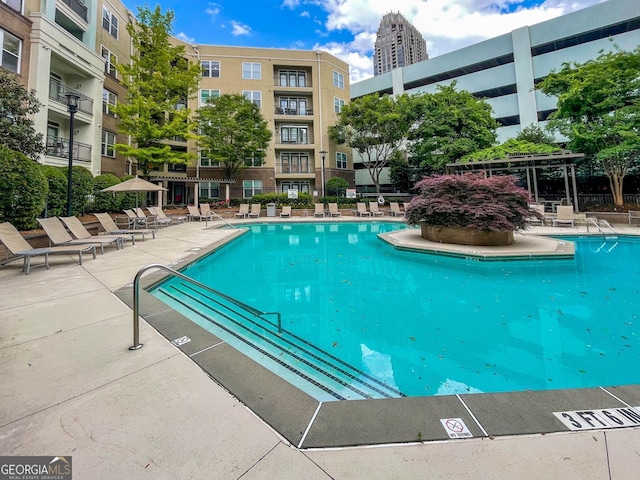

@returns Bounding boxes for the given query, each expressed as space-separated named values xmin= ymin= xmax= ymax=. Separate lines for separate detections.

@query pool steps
xmin=153 ymin=281 xmax=405 ymax=401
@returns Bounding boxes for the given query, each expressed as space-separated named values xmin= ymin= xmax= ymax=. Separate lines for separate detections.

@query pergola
xmin=446 ymin=150 xmax=585 ymax=211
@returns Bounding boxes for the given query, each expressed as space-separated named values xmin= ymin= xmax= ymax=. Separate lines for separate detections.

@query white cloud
xmin=205 ymin=3 xmax=221 ymax=22
xmin=231 ymin=21 xmax=251 ymax=36
xmin=314 ymin=0 xmax=605 ymax=80
xmin=175 ymin=32 xmax=195 ymax=44
xmin=301 ymin=10 xmax=310 ymax=17
xmin=282 ymin=0 xmax=301 ymax=8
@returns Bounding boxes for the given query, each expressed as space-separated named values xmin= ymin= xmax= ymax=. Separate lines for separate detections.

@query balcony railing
xmin=274 ymin=107 xmax=314 ymax=116
xmin=46 ymin=135 xmax=92 ymax=163
xmin=59 ymin=0 xmax=87 ymax=21
xmin=49 ymin=81 xmax=93 ymax=116
xmin=278 ymin=137 xmax=313 ymax=145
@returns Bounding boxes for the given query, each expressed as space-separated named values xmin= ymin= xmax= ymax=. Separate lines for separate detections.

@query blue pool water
xmin=152 ymin=223 xmax=640 ymax=401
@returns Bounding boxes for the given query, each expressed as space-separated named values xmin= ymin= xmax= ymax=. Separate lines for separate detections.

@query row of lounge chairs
xmin=314 ymin=202 xmax=405 ymax=218
xmin=0 ymin=212 xmax=163 ymax=275
xmin=119 ymin=207 xmax=186 ymax=229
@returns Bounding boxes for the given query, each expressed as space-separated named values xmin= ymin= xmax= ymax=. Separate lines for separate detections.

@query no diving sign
xmin=440 ymin=418 xmax=473 ymax=439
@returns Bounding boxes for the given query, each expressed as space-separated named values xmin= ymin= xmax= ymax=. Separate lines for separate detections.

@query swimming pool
xmin=151 ymin=223 xmax=639 ymax=402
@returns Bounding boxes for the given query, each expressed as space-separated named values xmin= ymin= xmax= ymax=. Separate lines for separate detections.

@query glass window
xmin=200 ymin=89 xmax=220 ymax=106
xmin=243 ymin=180 xmax=263 ymax=198
xmin=101 ymin=46 xmax=117 ymax=78
xmin=244 ymin=156 xmax=262 ymax=167
xmin=199 ymin=151 xmax=220 ymax=167
xmin=200 ymin=181 xmax=220 ymax=198
xmin=202 ymin=60 xmax=220 ymax=78
xmin=334 ymin=97 xmax=345 ymax=113
xmin=333 ymin=71 xmax=344 ymax=89
xmin=278 ymin=70 xmax=307 ymax=87
xmin=279 ymin=153 xmax=309 ymax=174
xmin=242 ymin=90 xmax=261 ymax=107
xmin=242 ymin=62 xmax=261 ymax=79
xmin=102 ymin=7 xmax=118 ymax=38
xmin=337 ymin=152 xmax=347 ymax=169
xmin=280 ymin=126 xmax=308 ymax=144
xmin=101 ymin=130 xmax=116 ymax=158
xmin=0 ymin=28 xmax=20 ymax=73
xmin=102 ymin=89 xmax=117 ymax=116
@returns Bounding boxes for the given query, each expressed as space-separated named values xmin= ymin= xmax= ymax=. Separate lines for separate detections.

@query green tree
xmin=0 ymin=145 xmax=48 ymax=230
xmin=0 ymin=69 xmax=46 ymax=160
xmin=326 ymin=176 xmax=349 ymax=197
xmin=329 ymin=94 xmax=412 ymax=193
xmin=461 ymin=139 xmax=560 ymax=162
xmin=538 ymin=45 xmax=640 ymax=206
xmin=516 ymin=124 xmax=557 ymax=146
xmin=409 ymin=83 xmax=499 ymax=173
xmin=113 ymin=6 xmax=201 ymax=178
xmin=195 ymin=94 xmax=271 ymax=180
xmin=92 ymin=173 xmax=123 ymax=212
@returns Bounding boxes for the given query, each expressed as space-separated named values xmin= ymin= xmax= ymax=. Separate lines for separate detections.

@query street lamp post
xmin=65 ymin=93 xmax=81 ymax=216
xmin=320 ymin=150 xmax=327 ymax=198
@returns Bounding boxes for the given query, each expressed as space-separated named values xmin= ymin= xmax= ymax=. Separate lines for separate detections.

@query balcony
xmin=46 ymin=135 xmax=91 ymax=163
xmin=59 ymin=0 xmax=87 ymax=21
xmin=49 ymin=80 xmax=93 ymax=116
xmin=274 ymin=107 xmax=314 ymax=116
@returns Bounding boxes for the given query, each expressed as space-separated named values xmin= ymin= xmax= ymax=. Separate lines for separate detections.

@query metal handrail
xmin=586 ymin=218 xmax=618 ymax=238
xmin=130 ymin=263 xmax=281 ymax=350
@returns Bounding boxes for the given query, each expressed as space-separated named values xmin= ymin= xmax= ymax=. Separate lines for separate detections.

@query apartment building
xmin=156 ymin=43 xmax=353 ymax=205
xmin=24 ymin=0 xmax=104 ymax=176
xmin=1 ymin=0 xmax=32 ymax=85
xmin=352 ymin=0 xmax=640 ymax=192
xmin=373 ymin=12 xmax=428 ymax=76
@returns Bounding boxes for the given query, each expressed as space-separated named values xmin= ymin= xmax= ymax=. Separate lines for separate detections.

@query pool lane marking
xmin=299 ymin=403 xmax=323 ymax=449
xmin=455 ymin=394 xmax=489 ymax=437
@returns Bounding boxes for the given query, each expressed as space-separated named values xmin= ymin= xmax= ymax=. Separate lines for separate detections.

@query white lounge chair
xmin=280 ymin=205 xmax=292 ymax=217
xmin=235 ymin=204 xmax=250 ymax=218
xmin=0 ymin=222 xmax=96 ymax=274
xmin=328 ymin=203 xmax=341 ymax=217
xmin=355 ymin=203 xmax=371 ymax=217
xmin=313 ymin=203 xmax=325 ymax=217
xmin=248 ymin=203 xmax=262 ymax=218
xmin=368 ymin=202 xmax=384 ymax=217
xmin=553 ymin=206 xmax=575 ymax=227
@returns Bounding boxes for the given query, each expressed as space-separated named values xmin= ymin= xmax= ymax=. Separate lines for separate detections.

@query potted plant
xmin=405 ymin=173 xmax=532 ymax=246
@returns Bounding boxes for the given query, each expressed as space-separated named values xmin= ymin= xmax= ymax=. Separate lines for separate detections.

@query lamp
xmin=65 ymin=93 xmax=81 ymax=216
xmin=320 ymin=150 xmax=327 ymax=198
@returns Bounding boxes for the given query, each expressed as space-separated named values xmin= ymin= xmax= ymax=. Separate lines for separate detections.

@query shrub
xmin=41 ymin=165 xmax=67 ymax=218
xmin=68 ymin=166 xmax=94 ymax=216
xmin=92 ymin=173 xmax=123 ymax=212
xmin=405 ymin=173 xmax=531 ymax=231
xmin=0 ymin=145 xmax=48 ymax=230
xmin=118 ymin=175 xmax=145 ymax=210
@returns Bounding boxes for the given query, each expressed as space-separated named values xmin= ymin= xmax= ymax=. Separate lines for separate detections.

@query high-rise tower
xmin=373 ymin=12 xmax=428 ymax=76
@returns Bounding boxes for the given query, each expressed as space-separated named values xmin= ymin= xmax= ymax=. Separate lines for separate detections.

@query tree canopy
xmin=0 ymin=69 xmax=45 ymax=160
xmin=537 ymin=45 xmax=640 ymax=206
xmin=195 ymin=94 xmax=271 ymax=180
xmin=329 ymin=94 xmax=412 ymax=193
xmin=461 ymin=138 xmax=561 ymax=162
xmin=113 ymin=5 xmax=201 ymax=177
xmin=408 ymin=83 xmax=499 ymax=172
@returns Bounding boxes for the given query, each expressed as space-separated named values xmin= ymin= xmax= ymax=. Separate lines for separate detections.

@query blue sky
xmin=120 ymin=0 xmax=605 ymax=82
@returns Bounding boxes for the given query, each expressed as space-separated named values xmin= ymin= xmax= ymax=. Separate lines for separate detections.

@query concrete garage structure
xmin=351 ymin=0 xmax=640 ymax=193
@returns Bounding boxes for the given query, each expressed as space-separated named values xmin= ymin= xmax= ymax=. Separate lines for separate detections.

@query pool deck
xmin=2 ymin=216 xmax=640 ymax=479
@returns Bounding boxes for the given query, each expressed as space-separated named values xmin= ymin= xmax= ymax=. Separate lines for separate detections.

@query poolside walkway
xmin=1 ymin=217 xmax=640 ymax=479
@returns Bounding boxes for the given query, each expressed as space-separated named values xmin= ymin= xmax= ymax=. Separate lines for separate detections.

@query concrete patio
xmin=1 ymin=217 xmax=639 ymax=479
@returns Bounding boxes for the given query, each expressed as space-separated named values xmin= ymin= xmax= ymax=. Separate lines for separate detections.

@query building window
xmin=200 ymin=89 xmax=220 ymax=106
xmin=0 ymin=28 xmax=20 ymax=73
xmin=334 ymin=97 xmax=345 ymax=113
xmin=242 ymin=90 xmax=261 ymax=107
xmin=199 ymin=151 xmax=220 ymax=167
xmin=281 ymin=182 xmax=310 ymax=194
xmin=337 ymin=152 xmax=347 ymax=169
xmin=2 ymin=0 xmax=22 ymax=14
xmin=280 ymin=126 xmax=308 ymax=144
xmin=244 ymin=156 xmax=262 ymax=167
xmin=278 ymin=97 xmax=309 ymax=115
xmin=242 ymin=62 xmax=261 ymax=79
xmin=200 ymin=181 xmax=220 ymax=198
xmin=279 ymin=70 xmax=307 ymax=87
xmin=280 ymin=153 xmax=309 ymax=174
xmin=101 ymin=130 xmax=116 ymax=158
xmin=102 ymin=7 xmax=118 ymax=38
xmin=101 ymin=46 xmax=117 ymax=78
xmin=333 ymin=71 xmax=344 ymax=89
xmin=243 ymin=180 xmax=263 ymax=198
xmin=202 ymin=60 xmax=220 ymax=78
xmin=102 ymin=89 xmax=117 ymax=116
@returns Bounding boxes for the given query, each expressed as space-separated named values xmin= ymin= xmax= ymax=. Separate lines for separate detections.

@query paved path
xmin=1 ymin=218 xmax=639 ymax=479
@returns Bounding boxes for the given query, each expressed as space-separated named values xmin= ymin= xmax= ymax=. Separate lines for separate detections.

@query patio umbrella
xmin=101 ymin=176 xmax=167 ymax=208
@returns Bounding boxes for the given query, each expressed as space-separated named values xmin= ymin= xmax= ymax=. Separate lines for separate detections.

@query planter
xmin=420 ymin=223 xmax=514 ymax=246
